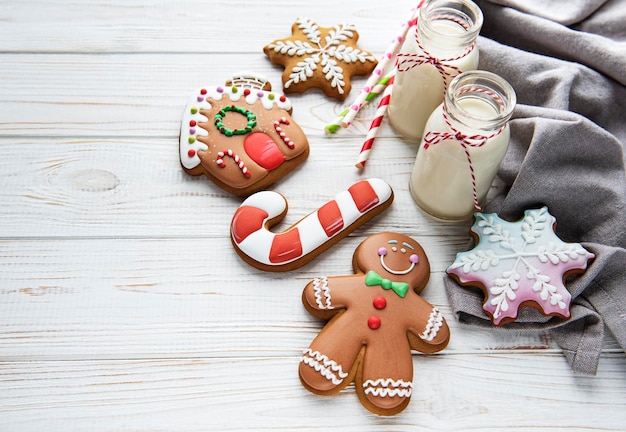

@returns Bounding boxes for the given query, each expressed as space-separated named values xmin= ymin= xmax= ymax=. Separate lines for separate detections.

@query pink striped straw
xmin=355 ymin=75 xmax=395 ymax=169
xmin=341 ymin=3 xmax=423 ymax=128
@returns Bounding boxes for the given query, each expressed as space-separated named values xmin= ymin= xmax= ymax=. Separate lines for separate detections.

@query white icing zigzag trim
xmin=313 ymin=277 xmax=333 ymax=309
xmin=419 ymin=307 xmax=443 ymax=341
xmin=301 ymin=349 xmax=348 ymax=385
xmin=363 ymin=379 xmax=412 ymax=398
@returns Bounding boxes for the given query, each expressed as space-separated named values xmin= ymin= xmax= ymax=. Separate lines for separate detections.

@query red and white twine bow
xmin=396 ymin=17 xmax=475 ymax=92
xmin=422 ymin=107 xmax=505 ymax=211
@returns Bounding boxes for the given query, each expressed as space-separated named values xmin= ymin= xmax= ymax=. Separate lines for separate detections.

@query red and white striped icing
xmin=230 ymin=178 xmax=393 ymax=270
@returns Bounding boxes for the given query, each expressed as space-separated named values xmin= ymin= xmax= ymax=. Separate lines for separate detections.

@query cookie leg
xmin=299 ymin=317 xmax=364 ymax=395
xmin=355 ymin=338 xmax=414 ymax=416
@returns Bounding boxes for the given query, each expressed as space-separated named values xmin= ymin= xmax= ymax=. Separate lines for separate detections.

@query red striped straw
xmin=355 ymin=75 xmax=395 ymax=169
xmin=341 ymin=2 xmax=423 ymax=129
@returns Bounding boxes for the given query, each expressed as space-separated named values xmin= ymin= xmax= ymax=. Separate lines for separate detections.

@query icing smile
xmin=378 ymin=240 xmax=419 ymax=275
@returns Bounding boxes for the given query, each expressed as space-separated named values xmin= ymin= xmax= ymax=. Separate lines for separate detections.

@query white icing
xmin=301 ymin=349 xmax=348 ymax=385
xmin=179 ymin=85 xmax=292 ymax=170
xmin=363 ymin=379 xmax=412 ymax=398
xmin=241 ymin=190 xmax=287 ymax=218
xmin=179 ymin=98 xmax=211 ymax=170
xmin=267 ymin=18 xmax=376 ymax=96
xmin=419 ymin=307 xmax=443 ymax=341
xmin=313 ymin=277 xmax=333 ymax=309
xmin=380 ymin=254 xmax=416 ymax=275
xmin=447 ymin=207 xmax=595 ymax=324
xmin=232 ymin=178 xmax=393 ymax=267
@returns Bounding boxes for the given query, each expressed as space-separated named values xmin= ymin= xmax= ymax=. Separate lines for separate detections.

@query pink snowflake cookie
xmin=447 ymin=207 xmax=595 ymax=325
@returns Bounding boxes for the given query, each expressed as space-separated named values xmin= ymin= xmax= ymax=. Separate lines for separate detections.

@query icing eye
xmin=400 ymin=248 xmax=406 ymax=253
xmin=391 ymin=246 xmax=397 ymax=252
xmin=409 ymin=254 xmax=419 ymax=264
xmin=378 ymin=247 xmax=387 ymax=256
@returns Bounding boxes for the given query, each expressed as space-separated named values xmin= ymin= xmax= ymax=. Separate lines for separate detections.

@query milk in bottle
xmin=409 ymin=71 xmax=516 ymax=220
xmin=388 ymin=0 xmax=483 ymax=142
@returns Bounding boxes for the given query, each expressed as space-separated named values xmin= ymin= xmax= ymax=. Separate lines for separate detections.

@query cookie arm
xmin=406 ymin=296 xmax=450 ymax=354
xmin=302 ymin=275 xmax=359 ymax=321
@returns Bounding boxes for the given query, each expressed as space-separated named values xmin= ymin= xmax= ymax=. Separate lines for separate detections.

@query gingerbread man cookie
xmin=264 ymin=18 xmax=377 ymax=101
xmin=299 ymin=232 xmax=450 ymax=416
xmin=180 ymin=73 xmax=309 ymax=196
xmin=447 ymin=207 xmax=595 ymax=325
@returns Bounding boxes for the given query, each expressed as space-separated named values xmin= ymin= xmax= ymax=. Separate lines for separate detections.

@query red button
xmin=373 ymin=296 xmax=387 ymax=310
xmin=368 ymin=316 xmax=381 ymax=330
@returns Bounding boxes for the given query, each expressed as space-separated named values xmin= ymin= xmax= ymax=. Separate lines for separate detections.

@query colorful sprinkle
xmin=187 ymin=149 xmax=196 ymax=158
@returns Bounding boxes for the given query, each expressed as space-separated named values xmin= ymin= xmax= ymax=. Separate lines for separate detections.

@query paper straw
xmin=355 ymin=75 xmax=395 ymax=169
xmin=341 ymin=5 xmax=421 ymax=129
xmin=324 ymin=73 xmax=392 ymax=134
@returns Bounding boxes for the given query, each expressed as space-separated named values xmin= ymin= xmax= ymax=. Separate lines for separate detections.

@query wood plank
xmin=0 ymin=136 xmax=479 ymax=238
xmin=1 ymin=236 xmax=572 ymax=361
xmin=0 ymin=53 xmax=394 ymax=137
xmin=0 ymin=355 xmax=624 ymax=431
xmin=0 ymin=0 xmax=417 ymax=53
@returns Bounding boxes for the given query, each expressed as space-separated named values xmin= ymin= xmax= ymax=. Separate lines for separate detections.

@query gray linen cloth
xmin=443 ymin=0 xmax=626 ymax=375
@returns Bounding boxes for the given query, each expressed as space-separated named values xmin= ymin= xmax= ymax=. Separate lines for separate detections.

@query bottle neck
xmin=417 ymin=0 xmax=483 ymax=57
xmin=444 ymin=71 xmax=516 ymax=133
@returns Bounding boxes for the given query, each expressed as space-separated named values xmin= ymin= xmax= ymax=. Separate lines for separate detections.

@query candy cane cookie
xmin=230 ymin=178 xmax=394 ymax=272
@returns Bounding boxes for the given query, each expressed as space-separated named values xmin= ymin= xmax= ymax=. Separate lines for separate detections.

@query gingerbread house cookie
xmin=180 ymin=73 xmax=310 ymax=196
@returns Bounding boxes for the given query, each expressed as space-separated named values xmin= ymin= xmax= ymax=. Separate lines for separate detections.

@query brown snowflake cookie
xmin=299 ymin=232 xmax=450 ymax=416
xmin=179 ymin=73 xmax=309 ymax=196
xmin=263 ymin=18 xmax=378 ymax=101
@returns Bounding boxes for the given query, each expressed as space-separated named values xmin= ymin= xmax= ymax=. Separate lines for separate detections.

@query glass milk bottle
xmin=409 ymin=71 xmax=516 ymax=220
xmin=388 ymin=0 xmax=483 ymax=142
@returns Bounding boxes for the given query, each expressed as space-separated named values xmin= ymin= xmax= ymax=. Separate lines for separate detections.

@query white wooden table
xmin=1 ymin=1 xmax=624 ymax=430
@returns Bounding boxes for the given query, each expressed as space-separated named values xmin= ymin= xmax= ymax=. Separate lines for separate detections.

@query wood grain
xmin=0 ymin=0 xmax=624 ymax=430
